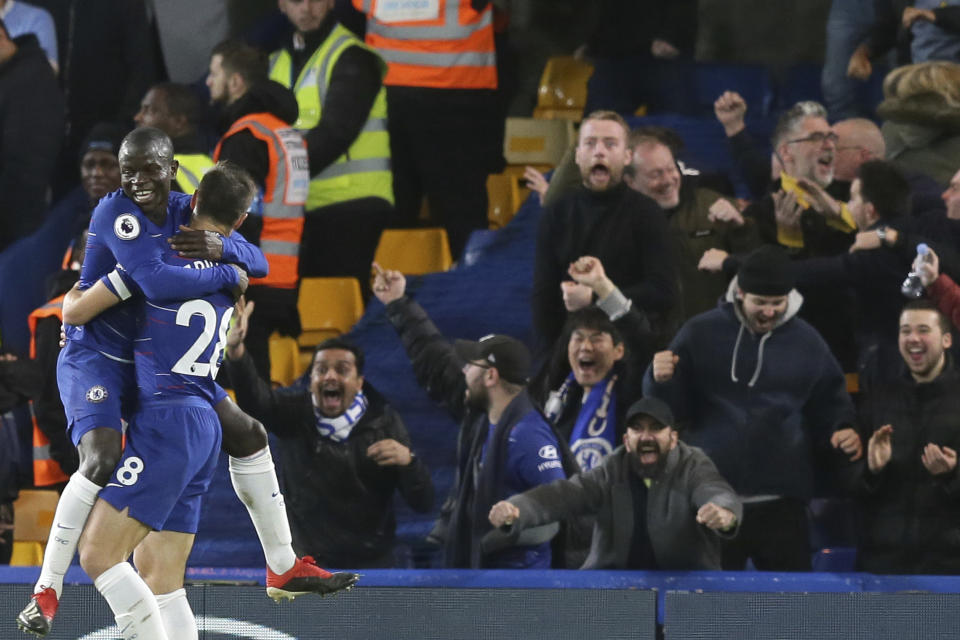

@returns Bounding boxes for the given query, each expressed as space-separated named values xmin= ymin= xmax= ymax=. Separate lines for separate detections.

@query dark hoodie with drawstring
xmin=642 ymin=278 xmax=856 ymax=502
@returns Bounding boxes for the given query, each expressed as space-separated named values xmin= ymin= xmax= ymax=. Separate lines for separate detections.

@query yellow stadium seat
xmin=503 ymin=117 xmax=575 ymax=167
xmin=11 ymin=489 xmax=59 ymax=566
xmin=296 ymin=277 xmax=364 ymax=350
xmin=11 ymin=541 xmax=43 ymax=566
xmin=533 ymin=56 xmax=594 ymax=122
xmin=845 ymin=372 xmax=859 ymax=394
xmin=486 ymin=172 xmax=520 ymax=230
xmin=373 ymin=228 xmax=453 ymax=275
xmin=269 ymin=333 xmax=302 ymax=387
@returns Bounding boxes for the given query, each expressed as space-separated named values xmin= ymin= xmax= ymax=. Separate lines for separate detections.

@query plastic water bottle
xmin=901 ymin=243 xmax=931 ymax=299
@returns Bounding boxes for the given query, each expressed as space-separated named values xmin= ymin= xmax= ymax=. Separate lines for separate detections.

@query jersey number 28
xmin=171 ymin=299 xmax=234 ymax=379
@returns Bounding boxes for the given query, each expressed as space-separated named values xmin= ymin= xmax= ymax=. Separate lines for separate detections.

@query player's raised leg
xmin=217 ymin=397 xmax=359 ymax=600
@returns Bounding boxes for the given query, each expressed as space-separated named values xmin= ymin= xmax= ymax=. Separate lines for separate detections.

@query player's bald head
xmin=120 ymin=127 xmax=175 ymax=165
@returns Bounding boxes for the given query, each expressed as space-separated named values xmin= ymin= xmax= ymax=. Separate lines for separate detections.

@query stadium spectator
xmin=532 ymin=110 xmax=676 ymax=354
xmin=207 ymin=40 xmax=309 ymax=380
xmin=624 ymin=132 xmax=761 ymax=321
xmin=134 ymin=83 xmax=213 ymax=195
xmin=373 ymin=265 xmax=571 ymax=568
xmin=0 ymin=0 xmax=57 ymax=70
xmin=703 ymin=160 xmax=916 ymax=379
xmin=487 ymin=397 xmax=741 ymax=570
xmin=148 ymin=0 xmax=228 ymax=83
xmin=580 ymin=0 xmax=699 ymax=115
xmin=848 ymin=1 xmax=960 ymax=82
xmin=822 ymin=0 xmax=877 ymax=119
xmin=535 ymin=256 xmax=656 ymax=472
xmin=0 ymin=17 xmax=64 ymax=253
xmin=224 ymin=305 xmax=434 ymax=568
xmin=267 ymin=2 xmax=395 ymax=289
xmin=351 ymin=0 xmax=502 ymax=259
xmin=727 ymin=100 xmax=859 ymax=369
xmin=643 ymin=246 xmax=861 ymax=571
xmin=854 ymin=299 xmax=960 ymax=574
xmin=877 ymin=61 xmax=960 ymax=188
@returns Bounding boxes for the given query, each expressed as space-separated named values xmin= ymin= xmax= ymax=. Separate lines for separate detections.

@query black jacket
xmin=532 ymin=182 xmax=677 ymax=350
xmin=0 ymin=33 xmax=64 ymax=250
xmin=793 ymin=218 xmax=914 ymax=375
xmin=225 ymin=350 xmax=434 ymax=568
xmin=854 ymin=364 xmax=960 ymax=574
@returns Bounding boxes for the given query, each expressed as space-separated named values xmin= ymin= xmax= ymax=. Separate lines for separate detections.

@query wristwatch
xmin=875 ymin=226 xmax=888 ymax=245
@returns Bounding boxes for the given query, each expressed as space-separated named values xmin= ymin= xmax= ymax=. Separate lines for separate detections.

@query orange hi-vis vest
xmin=214 ymin=113 xmax=309 ymax=289
xmin=27 ymin=295 xmax=70 ymax=486
xmin=354 ymin=0 xmax=497 ymax=90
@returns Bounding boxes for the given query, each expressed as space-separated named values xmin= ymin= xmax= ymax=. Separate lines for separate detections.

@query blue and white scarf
xmin=545 ymin=373 xmax=617 ymax=471
xmin=313 ymin=389 xmax=368 ymax=442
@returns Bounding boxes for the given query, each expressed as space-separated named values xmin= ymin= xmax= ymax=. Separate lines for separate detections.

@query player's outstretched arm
xmin=95 ymin=206 xmax=241 ymax=302
xmin=62 ymin=279 xmax=122 ymax=326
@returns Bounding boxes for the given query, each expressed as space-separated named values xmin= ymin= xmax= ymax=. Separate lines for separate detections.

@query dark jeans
xmin=722 ymin=498 xmax=812 ymax=571
xmin=386 ymin=86 xmax=505 ymax=259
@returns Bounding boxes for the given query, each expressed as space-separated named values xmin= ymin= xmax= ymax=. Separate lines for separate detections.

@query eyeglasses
xmin=786 ymin=131 xmax=839 ymax=145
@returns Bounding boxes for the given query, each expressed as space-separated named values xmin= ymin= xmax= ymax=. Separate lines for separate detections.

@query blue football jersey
xmin=66 ymin=190 xmax=267 ymax=361
xmin=129 ymin=252 xmax=236 ymax=406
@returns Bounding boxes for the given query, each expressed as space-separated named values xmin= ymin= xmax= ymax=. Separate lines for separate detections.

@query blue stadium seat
xmin=812 ymin=547 xmax=857 ymax=572
xmin=777 ymin=63 xmax=825 ymax=111
xmin=693 ymin=62 xmax=775 ymax=118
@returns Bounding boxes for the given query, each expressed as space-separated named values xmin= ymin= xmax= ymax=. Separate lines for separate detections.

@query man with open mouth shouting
xmin=487 ymin=397 xmax=741 ymax=571
xmin=644 ymin=246 xmax=862 ymax=572
xmin=532 ymin=110 xmax=676 ymax=356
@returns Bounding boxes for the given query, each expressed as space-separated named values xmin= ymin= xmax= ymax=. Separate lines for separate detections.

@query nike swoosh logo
xmin=271 ymin=492 xmax=280 ymax=498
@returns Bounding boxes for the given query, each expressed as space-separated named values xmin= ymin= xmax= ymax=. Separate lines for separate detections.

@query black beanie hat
xmin=79 ymin=122 xmax=127 ymax=163
xmin=737 ymin=246 xmax=795 ymax=296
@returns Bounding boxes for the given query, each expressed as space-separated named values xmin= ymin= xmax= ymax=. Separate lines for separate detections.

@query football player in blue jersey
xmin=62 ymin=162 xmax=353 ymax=639
xmin=17 ymin=131 xmax=356 ymax=638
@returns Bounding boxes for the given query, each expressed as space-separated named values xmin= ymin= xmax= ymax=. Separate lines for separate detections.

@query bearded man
xmin=487 ymin=397 xmax=741 ymax=570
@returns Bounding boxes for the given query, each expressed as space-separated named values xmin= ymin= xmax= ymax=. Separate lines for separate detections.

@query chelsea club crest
xmin=85 ymin=385 xmax=108 ymax=403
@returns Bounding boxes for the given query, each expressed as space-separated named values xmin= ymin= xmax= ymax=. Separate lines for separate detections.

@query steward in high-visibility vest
xmin=214 ymin=113 xmax=309 ymax=290
xmin=27 ymin=296 xmax=71 ymax=486
xmin=347 ymin=0 xmax=503 ymax=259
xmin=269 ymin=21 xmax=393 ymax=210
xmin=174 ymin=153 xmax=215 ymax=196
xmin=351 ymin=0 xmax=497 ymax=90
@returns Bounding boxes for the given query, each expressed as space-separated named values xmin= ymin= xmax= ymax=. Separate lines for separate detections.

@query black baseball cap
xmin=454 ymin=334 xmax=530 ymax=385
xmin=625 ymin=397 xmax=675 ymax=429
